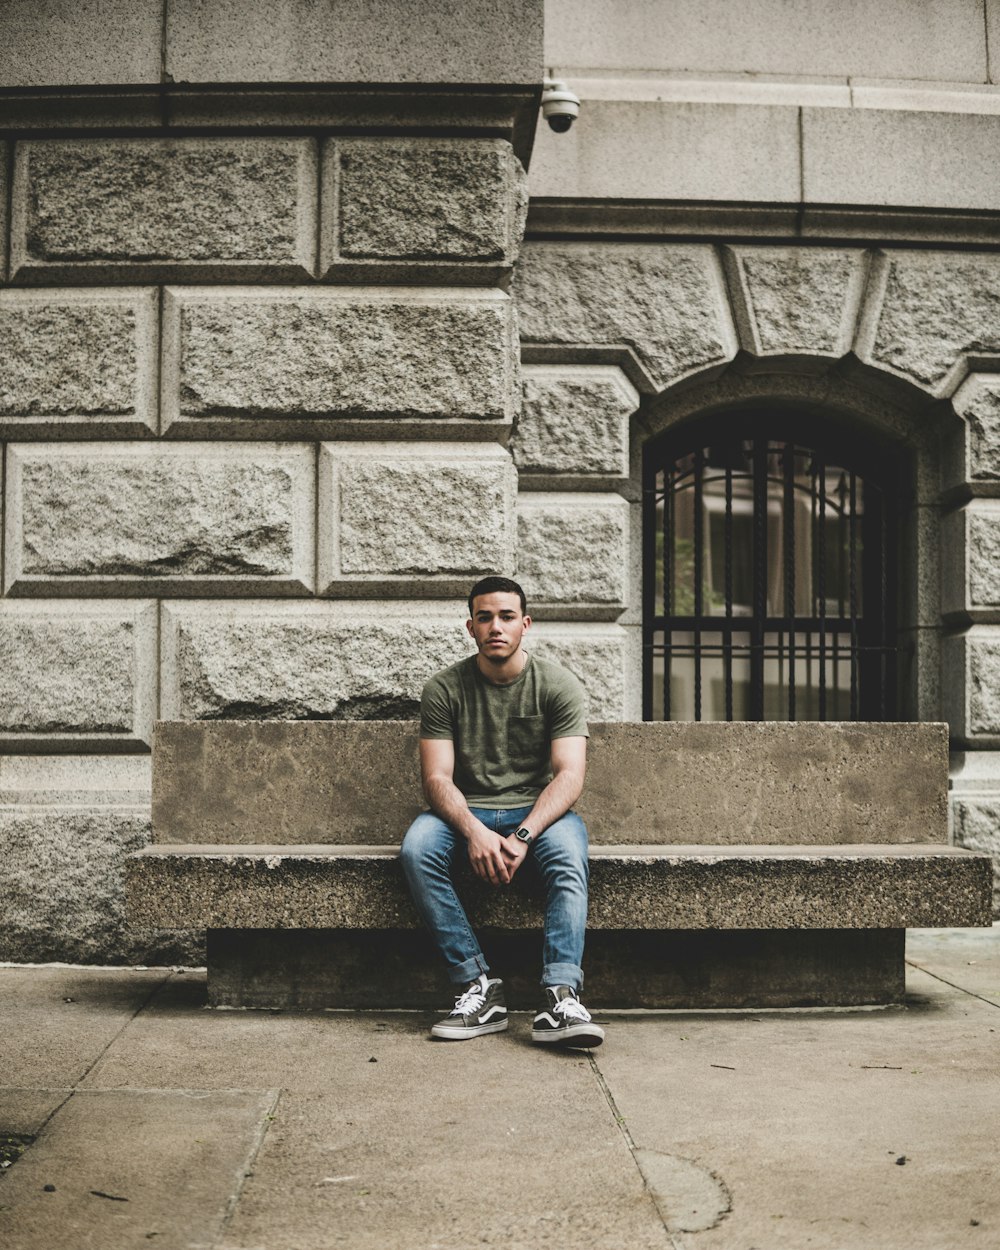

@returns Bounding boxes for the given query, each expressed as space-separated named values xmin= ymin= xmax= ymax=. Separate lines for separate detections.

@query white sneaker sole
xmin=431 ymin=1018 xmax=509 ymax=1040
xmin=531 ymin=1024 xmax=605 ymax=1048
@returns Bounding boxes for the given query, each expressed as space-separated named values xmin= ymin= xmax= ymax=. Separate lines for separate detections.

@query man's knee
xmin=400 ymin=812 xmax=453 ymax=871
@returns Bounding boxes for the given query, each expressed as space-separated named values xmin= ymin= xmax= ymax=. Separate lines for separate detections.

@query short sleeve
xmin=546 ymin=667 xmax=590 ymax=739
xmin=419 ymin=675 xmax=456 ymax=740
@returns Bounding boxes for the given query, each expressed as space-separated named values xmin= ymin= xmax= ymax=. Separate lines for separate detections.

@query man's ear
xmin=465 ymin=618 xmax=475 ymax=639
xmin=522 ymin=614 xmax=532 ymax=634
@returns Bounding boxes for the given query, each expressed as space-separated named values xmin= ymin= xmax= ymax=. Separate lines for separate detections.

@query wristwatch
xmin=514 ymin=826 xmax=534 ymax=845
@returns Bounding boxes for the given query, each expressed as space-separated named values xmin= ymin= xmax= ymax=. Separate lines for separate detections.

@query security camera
xmin=541 ymin=78 xmax=580 ymax=133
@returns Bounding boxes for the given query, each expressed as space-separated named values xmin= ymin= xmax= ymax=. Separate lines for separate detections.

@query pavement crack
xmin=587 ymin=1054 xmax=690 ymax=1250
xmin=211 ymin=1087 xmax=283 ymax=1250
xmin=905 ymin=962 xmax=1000 ymax=1010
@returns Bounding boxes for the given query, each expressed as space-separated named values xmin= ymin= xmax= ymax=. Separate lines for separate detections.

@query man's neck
xmin=476 ymin=648 xmax=527 ymax=686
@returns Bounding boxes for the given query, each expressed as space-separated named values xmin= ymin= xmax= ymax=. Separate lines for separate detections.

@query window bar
xmin=880 ymin=491 xmax=888 ymax=720
xmin=817 ymin=457 xmax=828 ymax=719
xmin=725 ymin=461 xmax=734 ymax=720
xmin=848 ymin=468 xmax=859 ymax=719
xmin=662 ymin=467 xmax=673 ymax=720
xmin=693 ymin=448 xmax=705 ymax=721
xmin=783 ymin=442 xmax=796 ymax=720
xmin=751 ymin=438 xmax=768 ymax=720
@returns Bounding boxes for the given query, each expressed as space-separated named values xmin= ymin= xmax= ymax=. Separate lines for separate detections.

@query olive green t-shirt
xmin=419 ymin=653 xmax=589 ymax=807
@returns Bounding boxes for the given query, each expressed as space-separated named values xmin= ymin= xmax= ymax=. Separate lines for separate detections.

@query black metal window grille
xmin=642 ymin=417 xmax=898 ymax=722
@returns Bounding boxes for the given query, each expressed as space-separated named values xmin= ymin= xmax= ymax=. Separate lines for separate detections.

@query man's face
xmin=466 ymin=591 xmax=531 ymax=663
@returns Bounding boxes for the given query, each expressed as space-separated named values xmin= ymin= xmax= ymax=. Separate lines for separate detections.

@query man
xmin=400 ymin=575 xmax=604 ymax=1049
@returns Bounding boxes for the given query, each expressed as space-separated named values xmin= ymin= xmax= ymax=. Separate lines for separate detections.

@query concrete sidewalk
xmin=2 ymin=927 xmax=998 ymax=1250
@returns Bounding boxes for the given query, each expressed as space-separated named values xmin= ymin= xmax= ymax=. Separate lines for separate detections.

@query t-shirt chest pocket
xmin=507 ymin=714 xmax=547 ymax=770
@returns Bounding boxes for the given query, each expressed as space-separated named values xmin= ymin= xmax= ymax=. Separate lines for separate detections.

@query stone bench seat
xmin=128 ymin=842 xmax=990 ymax=933
xmin=125 ymin=719 xmax=994 ymax=1008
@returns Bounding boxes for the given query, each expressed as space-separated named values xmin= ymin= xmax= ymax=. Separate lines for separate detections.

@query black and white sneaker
xmin=430 ymin=974 xmax=509 ymax=1040
xmin=532 ymin=985 xmax=605 ymax=1048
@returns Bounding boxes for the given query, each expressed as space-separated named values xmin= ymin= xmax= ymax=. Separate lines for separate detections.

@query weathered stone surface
xmin=0 ymin=0 xmax=162 ymax=87
xmin=165 ymin=0 xmax=542 ymax=85
xmin=724 ymin=246 xmax=865 ymax=357
xmin=953 ymin=799 xmax=1000 ymax=906
xmin=160 ymin=601 xmax=473 ymax=722
xmin=0 ymin=289 xmax=157 ymax=434
xmin=323 ymin=138 xmax=526 ymax=281
xmin=0 ymin=601 xmax=156 ymax=748
xmin=864 ymin=251 xmax=1000 ymax=394
xmin=526 ymin=623 xmax=630 ymax=720
xmin=942 ymin=627 xmax=1000 ymax=743
xmin=11 ymin=139 xmax=317 ymax=281
xmin=5 ymin=443 xmax=315 ymax=596
xmin=514 ymin=242 xmax=736 ymax=392
xmin=149 ymin=720 xmax=950 ymax=848
xmin=319 ymin=443 xmax=515 ymax=595
xmin=0 ymin=142 xmax=7 ymax=280
xmin=516 ymin=492 xmax=629 ymax=615
xmin=1 ymin=806 xmax=159 ymax=962
xmin=513 ymin=365 xmax=637 ymax=478
xmin=942 ymin=501 xmax=1000 ymax=618
xmin=127 ymin=843 xmax=992 ymax=931
xmin=952 ymin=374 xmax=1000 ymax=487
xmin=163 ymin=287 xmax=518 ymax=432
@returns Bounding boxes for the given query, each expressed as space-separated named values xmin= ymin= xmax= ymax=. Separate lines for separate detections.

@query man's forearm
xmin=524 ymin=766 xmax=585 ymax=839
xmin=423 ymin=773 xmax=486 ymax=841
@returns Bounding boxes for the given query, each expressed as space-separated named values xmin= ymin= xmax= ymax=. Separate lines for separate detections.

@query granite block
xmin=514 ymin=365 xmax=637 ymax=480
xmin=516 ymin=492 xmax=629 ymax=617
xmin=162 ymin=287 xmax=518 ymax=437
xmin=160 ymin=600 xmax=473 ymax=723
xmin=0 ymin=289 xmax=157 ymax=437
xmin=0 ymin=600 xmax=156 ymax=750
xmin=11 ymin=138 xmax=317 ymax=283
xmin=323 ymin=138 xmax=526 ymax=283
xmin=5 ymin=443 xmax=315 ymax=597
xmin=318 ymin=442 xmax=516 ymax=596
xmin=514 ymin=241 xmax=736 ymax=392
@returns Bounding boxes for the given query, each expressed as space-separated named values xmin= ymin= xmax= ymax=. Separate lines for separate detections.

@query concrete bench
xmin=125 ymin=720 xmax=993 ymax=1009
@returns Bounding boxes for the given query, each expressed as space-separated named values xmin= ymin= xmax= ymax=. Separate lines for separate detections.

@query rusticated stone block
xmin=861 ymin=251 xmax=1000 ymax=395
xmin=516 ymin=493 xmax=629 ymax=618
xmin=0 ymin=806 xmax=157 ymax=962
xmin=11 ymin=138 xmax=317 ymax=282
xmin=723 ymin=246 xmax=866 ymax=358
xmin=0 ymin=289 xmax=157 ymax=436
xmin=942 ymin=501 xmax=1000 ymax=619
xmin=0 ymin=601 xmax=156 ymax=749
xmin=318 ymin=443 xmax=515 ymax=596
xmin=527 ymin=623 xmax=631 ymax=720
xmin=323 ymin=138 xmax=527 ymax=283
xmin=161 ymin=600 xmax=474 ymax=721
xmin=950 ymin=375 xmax=1000 ymax=489
xmin=162 ymin=287 xmax=518 ymax=436
xmin=5 ymin=443 xmax=315 ymax=597
xmin=942 ymin=627 xmax=1000 ymax=744
xmin=514 ymin=242 xmax=736 ymax=392
xmin=514 ymin=365 xmax=637 ymax=479
xmin=953 ymin=798 xmax=1000 ymax=908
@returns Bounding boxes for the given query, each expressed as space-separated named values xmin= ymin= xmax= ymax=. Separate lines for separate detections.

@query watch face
xmin=515 ymin=827 xmax=532 ymax=843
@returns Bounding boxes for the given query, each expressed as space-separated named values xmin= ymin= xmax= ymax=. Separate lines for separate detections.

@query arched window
xmin=642 ymin=411 xmax=899 ymax=722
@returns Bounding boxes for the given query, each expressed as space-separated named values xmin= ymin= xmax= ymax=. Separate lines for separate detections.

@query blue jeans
xmin=400 ymin=805 xmax=589 ymax=992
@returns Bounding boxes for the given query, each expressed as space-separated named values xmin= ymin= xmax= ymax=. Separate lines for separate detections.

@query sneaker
xmin=532 ymin=985 xmax=605 ymax=1048
xmin=430 ymin=974 xmax=509 ymax=1040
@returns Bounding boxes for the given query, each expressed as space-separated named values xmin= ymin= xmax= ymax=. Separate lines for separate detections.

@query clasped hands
xmin=467 ymin=823 xmax=528 ymax=887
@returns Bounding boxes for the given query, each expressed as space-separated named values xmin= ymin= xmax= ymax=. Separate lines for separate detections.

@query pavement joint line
xmin=211 ymin=1087 xmax=283 ymax=1250
xmin=904 ymin=961 xmax=1000 ymax=1009
xmin=71 ymin=969 xmax=176 ymax=1088
xmin=587 ymin=1054 xmax=689 ymax=1250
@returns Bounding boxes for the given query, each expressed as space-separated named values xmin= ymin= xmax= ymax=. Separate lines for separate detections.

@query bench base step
xmin=206 ymin=927 xmax=906 ymax=1010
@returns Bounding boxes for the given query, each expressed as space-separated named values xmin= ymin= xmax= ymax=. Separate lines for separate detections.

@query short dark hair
xmin=468 ymin=575 xmax=527 ymax=617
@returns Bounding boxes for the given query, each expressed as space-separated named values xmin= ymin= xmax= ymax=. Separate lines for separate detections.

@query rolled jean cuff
xmin=449 ymin=952 xmax=491 ymax=986
xmin=542 ymin=962 xmax=583 ymax=993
